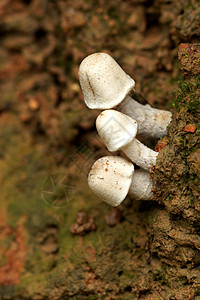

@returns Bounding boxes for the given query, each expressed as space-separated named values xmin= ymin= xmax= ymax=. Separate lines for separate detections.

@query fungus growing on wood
xmin=88 ymin=156 xmax=153 ymax=206
xmin=96 ymin=110 xmax=158 ymax=171
xmin=79 ymin=52 xmax=172 ymax=139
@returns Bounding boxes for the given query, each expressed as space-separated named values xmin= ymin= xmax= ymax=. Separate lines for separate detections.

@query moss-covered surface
xmin=0 ymin=112 xmax=152 ymax=299
xmin=150 ymin=43 xmax=200 ymax=298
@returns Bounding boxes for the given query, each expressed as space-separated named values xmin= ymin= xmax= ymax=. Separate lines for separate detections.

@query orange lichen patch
xmin=184 ymin=124 xmax=196 ymax=133
xmin=155 ymin=138 xmax=169 ymax=152
xmin=28 ymin=97 xmax=40 ymax=111
xmin=179 ymin=43 xmax=189 ymax=51
xmin=0 ymin=209 xmax=27 ymax=286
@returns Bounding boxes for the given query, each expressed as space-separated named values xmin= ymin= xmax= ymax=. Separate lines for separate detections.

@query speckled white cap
xmin=79 ymin=53 xmax=135 ymax=109
xmin=88 ymin=156 xmax=134 ymax=206
xmin=96 ymin=110 xmax=137 ymax=151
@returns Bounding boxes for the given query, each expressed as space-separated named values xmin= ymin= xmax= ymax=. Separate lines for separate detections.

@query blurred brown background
xmin=0 ymin=0 xmax=199 ymax=298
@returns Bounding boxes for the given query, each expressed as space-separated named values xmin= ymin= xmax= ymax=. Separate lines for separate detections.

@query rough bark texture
xmin=150 ymin=43 xmax=200 ymax=298
xmin=0 ymin=0 xmax=199 ymax=299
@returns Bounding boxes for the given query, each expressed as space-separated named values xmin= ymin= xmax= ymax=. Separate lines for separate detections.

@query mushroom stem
xmin=96 ymin=110 xmax=158 ymax=171
xmin=123 ymin=138 xmax=158 ymax=171
xmin=117 ymin=95 xmax=172 ymax=139
xmin=129 ymin=169 xmax=153 ymax=200
xmin=79 ymin=53 xmax=172 ymax=139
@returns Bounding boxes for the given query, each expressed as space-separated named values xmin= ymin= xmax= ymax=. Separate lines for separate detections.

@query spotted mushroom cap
xmin=96 ymin=110 xmax=138 ymax=152
xmin=79 ymin=53 xmax=135 ymax=109
xmin=88 ymin=156 xmax=134 ymax=207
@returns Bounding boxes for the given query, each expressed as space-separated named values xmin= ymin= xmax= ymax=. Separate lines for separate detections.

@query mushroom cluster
xmin=79 ymin=53 xmax=171 ymax=206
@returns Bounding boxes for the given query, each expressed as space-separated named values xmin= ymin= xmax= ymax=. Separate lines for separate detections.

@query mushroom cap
xmin=79 ymin=53 xmax=135 ymax=109
xmin=96 ymin=110 xmax=138 ymax=151
xmin=88 ymin=156 xmax=134 ymax=207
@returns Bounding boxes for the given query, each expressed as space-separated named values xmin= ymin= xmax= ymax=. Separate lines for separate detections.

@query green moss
xmin=172 ymin=77 xmax=200 ymax=113
xmin=0 ymin=115 xmax=148 ymax=298
xmin=166 ymin=195 xmax=172 ymax=201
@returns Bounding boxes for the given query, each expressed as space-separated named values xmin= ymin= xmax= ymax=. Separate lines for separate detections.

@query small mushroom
xmin=88 ymin=156 xmax=153 ymax=206
xmin=96 ymin=110 xmax=158 ymax=171
xmin=79 ymin=52 xmax=172 ymax=139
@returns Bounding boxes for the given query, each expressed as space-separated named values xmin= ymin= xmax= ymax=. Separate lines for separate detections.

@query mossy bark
xmin=150 ymin=43 xmax=200 ymax=298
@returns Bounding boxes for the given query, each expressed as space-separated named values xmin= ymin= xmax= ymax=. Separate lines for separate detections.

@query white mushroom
xmin=88 ymin=156 xmax=153 ymax=206
xmin=79 ymin=52 xmax=172 ymax=139
xmin=96 ymin=110 xmax=158 ymax=171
